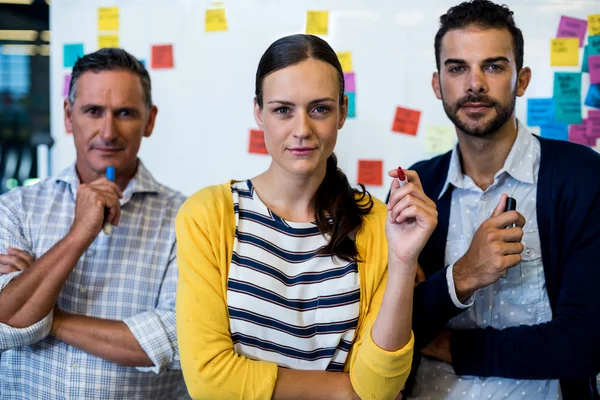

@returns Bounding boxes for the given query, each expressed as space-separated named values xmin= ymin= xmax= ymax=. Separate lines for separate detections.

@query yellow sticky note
xmin=306 ymin=11 xmax=329 ymax=35
xmin=98 ymin=34 xmax=119 ymax=49
xmin=98 ymin=7 xmax=119 ymax=31
xmin=550 ymin=38 xmax=579 ymax=66
xmin=337 ymin=52 xmax=353 ymax=72
xmin=590 ymin=14 xmax=600 ymax=36
xmin=425 ymin=126 xmax=455 ymax=154
xmin=205 ymin=9 xmax=228 ymax=32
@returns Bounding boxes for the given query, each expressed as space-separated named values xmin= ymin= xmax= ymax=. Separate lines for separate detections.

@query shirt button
xmin=525 ymin=249 xmax=532 ymax=257
xmin=481 ymin=194 xmax=489 ymax=201
xmin=72 ymin=362 xmax=78 ymax=369
xmin=79 ymin=287 xmax=86 ymax=294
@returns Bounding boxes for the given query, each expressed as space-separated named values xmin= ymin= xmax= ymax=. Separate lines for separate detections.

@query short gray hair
xmin=68 ymin=48 xmax=152 ymax=109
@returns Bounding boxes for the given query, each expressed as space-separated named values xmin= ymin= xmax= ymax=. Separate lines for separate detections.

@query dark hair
xmin=68 ymin=48 xmax=152 ymax=109
xmin=434 ymin=0 xmax=524 ymax=72
xmin=255 ymin=34 xmax=373 ymax=262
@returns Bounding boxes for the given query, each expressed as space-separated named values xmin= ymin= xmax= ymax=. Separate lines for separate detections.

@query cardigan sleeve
xmin=348 ymin=199 xmax=415 ymax=399
xmin=176 ymin=186 xmax=278 ymax=400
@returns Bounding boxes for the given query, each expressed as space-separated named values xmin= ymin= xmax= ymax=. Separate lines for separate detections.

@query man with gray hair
xmin=0 ymin=48 xmax=189 ymax=399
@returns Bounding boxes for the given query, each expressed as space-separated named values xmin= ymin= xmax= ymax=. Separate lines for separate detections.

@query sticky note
xmin=588 ymin=55 xmax=600 ymax=84
xmin=589 ymin=14 xmax=600 ymax=36
xmin=527 ymin=98 xmax=555 ymax=126
xmin=425 ymin=125 xmax=454 ymax=154
xmin=63 ymin=43 xmax=83 ymax=68
xmin=557 ymin=16 xmax=587 ymax=47
xmin=139 ymin=59 xmax=146 ymax=68
xmin=205 ymin=8 xmax=227 ymax=32
xmin=553 ymin=72 xmax=582 ymax=124
xmin=357 ymin=160 xmax=383 ymax=186
xmin=151 ymin=44 xmax=174 ymax=69
xmin=583 ymin=45 xmax=589 ymax=73
xmin=589 ymin=36 xmax=600 ymax=55
xmin=344 ymin=72 xmax=355 ymax=92
xmin=569 ymin=120 xmax=592 ymax=146
xmin=98 ymin=7 xmax=119 ymax=31
xmin=553 ymin=72 xmax=581 ymax=99
xmin=540 ymin=122 xmax=569 ymax=141
xmin=63 ymin=74 xmax=71 ymax=97
xmin=306 ymin=11 xmax=328 ymax=35
xmin=585 ymin=84 xmax=600 ymax=109
xmin=550 ymin=38 xmax=579 ymax=66
xmin=337 ymin=52 xmax=353 ymax=72
xmin=588 ymin=110 xmax=600 ymax=141
xmin=249 ymin=130 xmax=268 ymax=154
xmin=556 ymin=100 xmax=582 ymax=124
xmin=98 ymin=34 xmax=119 ymax=49
xmin=346 ymin=92 xmax=356 ymax=118
xmin=392 ymin=106 xmax=421 ymax=136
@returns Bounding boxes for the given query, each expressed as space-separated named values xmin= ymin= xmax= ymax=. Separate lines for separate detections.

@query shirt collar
xmin=55 ymin=159 xmax=160 ymax=203
xmin=438 ymin=120 xmax=536 ymax=199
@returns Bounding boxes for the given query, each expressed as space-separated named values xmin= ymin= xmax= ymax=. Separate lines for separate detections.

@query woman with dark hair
xmin=176 ymin=34 xmax=437 ymax=400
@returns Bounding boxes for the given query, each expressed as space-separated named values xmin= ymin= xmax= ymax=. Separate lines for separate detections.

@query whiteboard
xmin=50 ymin=0 xmax=598 ymax=201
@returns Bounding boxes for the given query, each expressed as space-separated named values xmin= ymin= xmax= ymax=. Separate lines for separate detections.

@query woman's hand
xmin=385 ymin=169 xmax=438 ymax=273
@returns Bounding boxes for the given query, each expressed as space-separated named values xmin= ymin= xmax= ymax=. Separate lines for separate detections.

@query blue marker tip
xmin=106 ymin=166 xmax=115 ymax=182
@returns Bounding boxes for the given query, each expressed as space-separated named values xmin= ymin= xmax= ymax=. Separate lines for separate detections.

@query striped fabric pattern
xmin=227 ymin=180 xmax=360 ymax=371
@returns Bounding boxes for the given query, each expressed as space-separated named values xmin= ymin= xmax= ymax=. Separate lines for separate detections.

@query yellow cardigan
xmin=176 ymin=182 xmax=414 ymax=400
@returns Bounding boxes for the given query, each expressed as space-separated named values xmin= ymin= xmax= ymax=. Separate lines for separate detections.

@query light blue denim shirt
xmin=409 ymin=122 xmax=561 ymax=400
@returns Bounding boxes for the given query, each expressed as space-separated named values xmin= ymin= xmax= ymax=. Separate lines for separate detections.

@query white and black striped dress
xmin=227 ymin=180 xmax=361 ymax=371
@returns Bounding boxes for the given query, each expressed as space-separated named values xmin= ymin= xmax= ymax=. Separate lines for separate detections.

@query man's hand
xmin=421 ymin=330 xmax=452 ymax=364
xmin=69 ymin=178 xmax=123 ymax=241
xmin=453 ymin=194 xmax=525 ymax=301
xmin=0 ymin=248 xmax=34 ymax=274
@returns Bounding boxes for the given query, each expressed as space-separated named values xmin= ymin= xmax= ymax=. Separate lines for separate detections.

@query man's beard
xmin=441 ymin=88 xmax=516 ymax=138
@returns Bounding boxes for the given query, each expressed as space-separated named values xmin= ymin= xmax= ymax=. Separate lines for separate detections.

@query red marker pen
xmin=397 ymin=167 xmax=407 ymax=187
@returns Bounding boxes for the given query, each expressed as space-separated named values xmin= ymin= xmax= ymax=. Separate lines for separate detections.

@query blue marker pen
xmin=103 ymin=166 xmax=115 ymax=235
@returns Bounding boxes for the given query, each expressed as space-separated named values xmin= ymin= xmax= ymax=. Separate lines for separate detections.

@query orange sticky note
xmin=249 ymin=130 xmax=268 ymax=154
xmin=357 ymin=160 xmax=383 ymax=186
xmin=392 ymin=106 xmax=421 ymax=135
xmin=151 ymin=44 xmax=174 ymax=69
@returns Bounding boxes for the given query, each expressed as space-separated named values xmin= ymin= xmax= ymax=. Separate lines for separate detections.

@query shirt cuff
xmin=0 ymin=312 xmax=53 ymax=351
xmin=0 ymin=271 xmax=54 ymax=350
xmin=446 ymin=264 xmax=474 ymax=309
xmin=123 ymin=309 xmax=177 ymax=374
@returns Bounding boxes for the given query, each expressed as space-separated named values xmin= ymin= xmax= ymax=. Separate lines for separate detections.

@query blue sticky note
xmin=583 ymin=45 xmax=589 ymax=73
xmin=63 ymin=43 xmax=84 ymax=68
xmin=346 ymin=92 xmax=356 ymax=118
xmin=589 ymin=35 xmax=600 ymax=56
xmin=554 ymin=99 xmax=582 ymax=124
xmin=585 ymin=84 xmax=600 ymax=109
xmin=139 ymin=59 xmax=146 ymax=68
xmin=527 ymin=98 xmax=554 ymax=126
xmin=540 ymin=122 xmax=569 ymax=141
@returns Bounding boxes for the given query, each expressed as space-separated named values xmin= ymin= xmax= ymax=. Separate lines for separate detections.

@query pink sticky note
xmin=587 ymin=110 xmax=600 ymax=141
xmin=63 ymin=74 xmax=71 ymax=97
xmin=588 ymin=55 xmax=600 ymax=84
xmin=557 ymin=16 xmax=588 ymax=47
xmin=344 ymin=72 xmax=355 ymax=93
xmin=569 ymin=119 xmax=592 ymax=146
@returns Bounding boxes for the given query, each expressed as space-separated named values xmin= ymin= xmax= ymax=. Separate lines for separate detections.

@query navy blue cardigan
xmin=407 ymin=137 xmax=600 ymax=399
